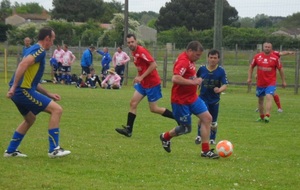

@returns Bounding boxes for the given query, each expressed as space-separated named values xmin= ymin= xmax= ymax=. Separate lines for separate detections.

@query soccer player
xmin=76 ymin=45 xmax=96 ymax=88
xmin=159 ymin=41 xmax=219 ymax=159
xmin=60 ymin=44 xmax=76 ymax=85
xmin=112 ymin=46 xmax=130 ymax=86
xmin=115 ymin=33 xmax=174 ymax=137
xmin=4 ymin=27 xmax=71 ymax=158
xmin=247 ymin=42 xmax=286 ymax=123
xmin=195 ymin=49 xmax=228 ymax=145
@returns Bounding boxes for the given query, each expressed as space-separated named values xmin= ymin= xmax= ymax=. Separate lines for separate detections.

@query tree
xmin=52 ymin=0 xmax=105 ymax=22
xmin=0 ymin=0 xmax=12 ymax=22
xmin=279 ymin=12 xmax=300 ymax=28
xmin=155 ymin=0 xmax=238 ymax=31
xmin=14 ymin=2 xmax=44 ymax=14
xmin=254 ymin=14 xmax=272 ymax=28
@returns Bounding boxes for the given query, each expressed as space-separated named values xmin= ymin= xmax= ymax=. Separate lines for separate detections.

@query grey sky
xmin=11 ymin=0 xmax=300 ymax=18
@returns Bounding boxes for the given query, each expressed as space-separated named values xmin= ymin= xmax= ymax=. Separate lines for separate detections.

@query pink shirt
xmin=113 ymin=51 xmax=130 ymax=67
xmin=61 ymin=50 xmax=76 ymax=66
xmin=101 ymin=74 xmax=121 ymax=86
xmin=52 ymin=49 xmax=64 ymax=62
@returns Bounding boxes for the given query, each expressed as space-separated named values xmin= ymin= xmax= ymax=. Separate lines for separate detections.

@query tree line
xmin=0 ymin=0 xmax=299 ymax=50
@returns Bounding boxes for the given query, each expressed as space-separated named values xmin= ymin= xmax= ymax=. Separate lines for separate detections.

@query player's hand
xmin=247 ymin=78 xmax=252 ymax=85
xmin=193 ymin=77 xmax=202 ymax=85
xmin=282 ymin=82 xmax=287 ymax=88
xmin=214 ymin=87 xmax=220 ymax=93
xmin=6 ymin=86 xmax=16 ymax=99
xmin=134 ymin=76 xmax=143 ymax=83
xmin=49 ymin=93 xmax=61 ymax=101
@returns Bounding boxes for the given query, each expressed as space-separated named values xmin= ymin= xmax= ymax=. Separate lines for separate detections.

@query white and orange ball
xmin=216 ymin=140 xmax=233 ymax=158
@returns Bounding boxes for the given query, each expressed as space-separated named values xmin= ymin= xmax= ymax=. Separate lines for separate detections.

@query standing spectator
xmin=51 ymin=45 xmax=64 ymax=83
xmin=4 ymin=27 xmax=71 ymax=158
xmin=97 ymin=47 xmax=112 ymax=81
xmin=60 ymin=44 xmax=76 ymax=85
xmin=22 ymin=37 xmax=32 ymax=57
xmin=115 ymin=33 xmax=174 ymax=137
xmin=112 ymin=46 xmax=130 ymax=86
xmin=247 ymin=42 xmax=286 ymax=123
xmin=77 ymin=45 xmax=96 ymax=88
xmin=194 ymin=49 xmax=228 ymax=145
xmin=101 ymin=68 xmax=121 ymax=89
xmin=159 ymin=41 xmax=219 ymax=159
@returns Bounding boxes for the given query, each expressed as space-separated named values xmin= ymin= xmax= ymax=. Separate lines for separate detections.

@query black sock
xmin=127 ymin=112 xmax=136 ymax=131
xmin=162 ymin=109 xmax=174 ymax=119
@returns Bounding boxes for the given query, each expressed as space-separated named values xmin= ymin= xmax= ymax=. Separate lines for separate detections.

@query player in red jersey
xmin=248 ymin=42 xmax=286 ymax=123
xmin=115 ymin=34 xmax=174 ymax=137
xmin=254 ymin=49 xmax=294 ymax=113
xmin=159 ymin=41 xmax=219 ymax=159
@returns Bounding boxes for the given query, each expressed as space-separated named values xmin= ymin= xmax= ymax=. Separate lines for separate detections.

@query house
xmin=5 ymin=10 xmax=51 ymax=26
xmin=272 ymin=28 xmax=300 ymax=38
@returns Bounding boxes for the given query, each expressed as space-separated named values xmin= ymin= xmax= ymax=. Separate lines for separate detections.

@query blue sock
xmin=197 ymin=125 xmax=201 ymax=136
xmin=48 ymin=128 xmax=60 ymax=152
xmin=210 ymin=129 xmax=217 ymax=140
xmin=7 ymin=131 xmax=25 ymax=153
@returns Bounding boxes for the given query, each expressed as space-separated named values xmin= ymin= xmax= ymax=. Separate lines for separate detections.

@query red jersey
xmin=250 ymin=52 xmax=282 ymax=87
xmin=272 ymin=50 xmax=280 ymax=58
xmin=131 ymin=45 xmax=161 ymax=88
xmin=171 ymin=52 xmax=198 ymax=104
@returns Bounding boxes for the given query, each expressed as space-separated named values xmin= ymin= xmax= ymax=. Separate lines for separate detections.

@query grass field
xmin=0 ymin=79 xmax=299 ymax=189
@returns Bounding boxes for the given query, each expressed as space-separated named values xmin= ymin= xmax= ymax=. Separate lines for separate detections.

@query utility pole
xmin=213 ymin=0 xmax=223 ymax=65
xmin=123 ymin=0 xmax=129 ymax=85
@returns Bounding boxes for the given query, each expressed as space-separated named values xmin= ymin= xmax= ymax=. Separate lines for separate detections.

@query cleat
xmin=256 ymin=117 xmax=263 ymax=122
xmin=210 ymin=139 xmax=216 ymax=145
xmin=48 ymin=146 xmax=71 ymax=158
xmin=201 ymin=149 xmax=219 ymax=159
xmin=195 ymin=136 xmax=201 ymax=145
xmin=264 ymin=116 xmax=270 ymax=123
xmin=4 ymin=150 xmax=27 ymax=157
xmin=277 ymin=108 xmax=283 ymax=113
xmin=115 ymin=125 xmax=132 ymax=137
xmin=160 ymin=133 xmax=171 ymax=153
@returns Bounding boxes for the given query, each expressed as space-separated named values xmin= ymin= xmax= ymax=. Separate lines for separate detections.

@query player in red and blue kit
xmin=195 ymin=49 xmax=228 ymax=145
xmin=115 ymin=33 xmax=174 ymax=137
xmin=4 ymin=27 xmax=71 ymax=158
xmin=247 ymin=42 xmax=286 ymax=123
xmin=160 ymin=41 xmax=219 ymax=159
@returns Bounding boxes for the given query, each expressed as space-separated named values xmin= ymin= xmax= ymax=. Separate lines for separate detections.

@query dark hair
xmin=186 ymin=41 xmax=204 ymax=52
xmin=117 ymin=46 xmax=123 ymax=50
xmin=38 ymin=27 xmax=54 ymax=41
xmin=126 ymin=33 xmax=136 ymax=40
xmin=208 ymin=49 xmax=220 ymax=58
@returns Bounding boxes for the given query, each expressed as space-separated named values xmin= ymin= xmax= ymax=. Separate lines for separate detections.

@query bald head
xmin=24 ymin=37 xmax=31 ymax=48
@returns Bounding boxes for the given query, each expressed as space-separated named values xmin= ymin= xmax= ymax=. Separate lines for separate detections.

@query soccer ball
xmin=216 ymin=140 xmax=233 ymax=158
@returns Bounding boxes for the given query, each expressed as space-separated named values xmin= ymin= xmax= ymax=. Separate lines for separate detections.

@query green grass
xmin=0 ymin=81 xmax=300 ymax=189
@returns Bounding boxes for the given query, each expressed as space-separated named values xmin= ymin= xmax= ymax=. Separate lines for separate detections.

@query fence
xmin=1 ymin=43 xmax=300 ymax=94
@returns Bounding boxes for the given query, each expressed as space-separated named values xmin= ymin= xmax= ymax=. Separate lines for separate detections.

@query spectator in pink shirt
xmin=61 ymin=44 xmax=76 ymax=85
xmin=52 ymin=45 xmax=64 ymax=83
xmin=112 ymin=46 xmax=130 ymax=86
xmin=101 ymin=68 xmax=121 ymax=89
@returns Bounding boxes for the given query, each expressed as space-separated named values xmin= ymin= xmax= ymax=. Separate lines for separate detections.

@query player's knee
xmin=175 ymin=124 xmax=191 ymax=135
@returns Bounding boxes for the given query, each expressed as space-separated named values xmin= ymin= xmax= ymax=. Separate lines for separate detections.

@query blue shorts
xmin=171 ymin=98 xmax=208 ymax=125
xmin=11 ymin=88 xmax=51 ymax=116
xmin=256 ymin=86 xmax=276 ymax=97
xmin=134 ymin=83 xmax=162 ymax=102
xmin=61 ymin=66 xmax=71 ymax=72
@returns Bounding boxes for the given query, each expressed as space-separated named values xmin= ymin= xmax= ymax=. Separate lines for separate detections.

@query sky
xmin=10 ymin=0 xmax=300 ymax=18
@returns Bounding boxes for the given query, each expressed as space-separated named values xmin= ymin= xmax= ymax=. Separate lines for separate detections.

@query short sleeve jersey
xmin=171 ymin=52 xmax=198 ymax=105
xmin=9 ymin=44 xmax=46 ymax=90
xmin=250 ymin=52 xmax=282 ymax=87
xmin=197 ymin=65 xmax=228 ymax=104
xmin=52 ymin=49 xmax=64 ymax=62
xmin=131 ymin=45 xmax=161 ymax=88
xmin=62 ymin=50 xmax=74 ymax=66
